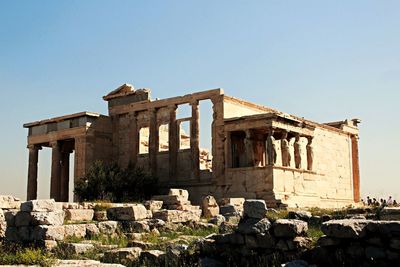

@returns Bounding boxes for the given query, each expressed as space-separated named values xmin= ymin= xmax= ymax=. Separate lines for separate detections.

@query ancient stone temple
xmin=23 ymin=84 xmax=361 ymax=208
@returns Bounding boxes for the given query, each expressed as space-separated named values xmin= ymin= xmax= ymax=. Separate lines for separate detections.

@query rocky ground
xmin=1 ymin=192 xmax=400 ymax=266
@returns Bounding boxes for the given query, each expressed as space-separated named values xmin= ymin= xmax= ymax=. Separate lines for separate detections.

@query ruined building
xmin=24 ymin=84 xmax=361 ymax=208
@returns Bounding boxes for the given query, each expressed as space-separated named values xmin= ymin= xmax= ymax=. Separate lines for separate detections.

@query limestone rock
xmin=237 ymin=218 xmax=271 ymax=235
xmin=380 ymin=207 xmax=400 ymax=221
xmin=33 ymin=225 xmax=65 ymax=241
xmin=219 ymin=198 xmax=245 ymax=208
xmin=168 ymin=188 xmax=189 ymax=200
xmin=282 ymin=260 xmax=310 ymax=267
xmin=365 ymin=246 xmax=386 ymax=260
xmin=86 ymin=223 xmax=100 ymax=237
xmin=94 ymin=211 xmax=108 ymax=221
xmin=317 ymin=235 xmax=341 ymax=247
xmin=21 ymin=199 xmax=57 ymax=212
xmin=243 ymin=199 xmax=267 ymax=219
xmin=366 ymin=220 xmax=400 ymax=237
xmin=4 ymin=210 xmax=17 ymax=226
xmin=209 ymin=215 xmax=225 ymax=226
xmin=140 ymin=250 xmax=165 ymax=264
xmin=98 ymin=221 xmax=118 ymax=235
xmin=144 ymin=200 xmax=163 ymax=212
xmin=107 ymin=205 xmax=147 ymax=221
xmin=273 ymin=219 xmax=308 ymax=237
xmin=15 ymin=211 xmax=32 ymax=226
xmin=119 ymin=220 xmax=150 ymax=233
xmin=31 ymin=211 xmax=65 ymax=226
xmin=288 ymin=211 xmax=312 ymax=222
xmin=61 ymin=243 xmax=94 ymax=254
xmin=65 ymin=209 xmax=94 ymax=222
xmin=202 ymin=195 xmax=219 ymax=218
xmin=0 ymin=195 xmax=21 ymax=209
xmin=64 ymin=224 xmax=87 ymax=238
xmin=244 ymin=233 xmax=275 ymax=249
xmin=43 ymin=240 xmax=58 ymax=251
xmin=153 ymin=209 xmax=201 ymax=223
xmin=55 ymin=259 xmax=125 ymax=266
xmin=103 ymin=247 xmax=142 ymax=265
xmin=321 ymin=219 xmax=369 ymax=239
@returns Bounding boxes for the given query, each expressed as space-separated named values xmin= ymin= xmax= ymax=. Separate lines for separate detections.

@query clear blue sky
xmin=1 ymin=1 xmax=399 ymax=201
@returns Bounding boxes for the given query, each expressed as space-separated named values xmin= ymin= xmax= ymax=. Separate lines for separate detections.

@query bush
xmin=75 ymin=161 xmax=158 ymax=202
xmin=0 ymin=245 xmax=55 ymax=266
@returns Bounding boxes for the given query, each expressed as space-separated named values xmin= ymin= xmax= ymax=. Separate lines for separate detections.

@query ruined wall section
xmin=273 ymin=127 xmax=354 ymax=208
xmin=223 ymin=96 xmax=275 ymax=119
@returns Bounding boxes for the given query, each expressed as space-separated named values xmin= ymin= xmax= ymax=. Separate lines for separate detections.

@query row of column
xmin=27 ymin=141 xmax=73 ymax=201
xmin=265 ymin=130 xmax=314 ymax=171
xmin=127 ymin=100 xmax=201 ymax=181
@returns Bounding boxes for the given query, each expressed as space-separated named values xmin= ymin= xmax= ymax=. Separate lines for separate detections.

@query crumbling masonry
xmin=24 ymin=84 xmax=361 ymax=208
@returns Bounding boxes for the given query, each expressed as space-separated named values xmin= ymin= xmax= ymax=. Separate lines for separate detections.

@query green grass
xmin=0 ymin=245 xmax=56 ymax=267
xmin=307 ymin=224 xmax=324 ymax=247
xmin=265 ymin=209 xmax=289 ymax=221
xmin=63 ymin=233 xmax=128 ymax=248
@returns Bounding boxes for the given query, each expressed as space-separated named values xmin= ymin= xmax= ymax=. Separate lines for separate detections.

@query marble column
xmin=306 ymin=136 xmax=314 ymax=171
xmin=294 ymin=134 xmax=302 ymax=169
xmin=50 ymin=141 xmax=61 ymax=201
xmin=60 ymin=151 xmax=70 ymax=202
xmin=351 ymin=135 xmax=360 ymax=202
xmin=27 ymin=145 xmax=40 ymax=200
xmin=244 ymin=129 xmax=255 ymax=167
xmin=129 ymin=111 xmax=138 ymax=166
xmin=149 ymin=108 xmax=158 ymax=176
xmin=168 ymin=105 xmax=178 ymax=181
xmin=190 ymin=100 xmax=200 ymax=180
xmin=281 ymin=131 xmax=291 ymax=167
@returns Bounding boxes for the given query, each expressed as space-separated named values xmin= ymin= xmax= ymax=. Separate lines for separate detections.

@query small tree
xmin=74 ymin=161 xmax=158 ymax=202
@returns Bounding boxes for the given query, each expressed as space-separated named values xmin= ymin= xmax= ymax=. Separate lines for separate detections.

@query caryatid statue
xmin=281 ymin=130 xmax=291 ymax=167
xmin=306 ymin=136 xmax=314 ymax=171
xmin=294 ymin=134 xmax=303 ymax=169
xmin=266 ymin=129 xmax=277 ymax=165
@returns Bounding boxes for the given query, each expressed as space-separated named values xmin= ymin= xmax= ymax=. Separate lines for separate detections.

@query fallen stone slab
xmin=86 ymin=223 xmax=100 ymax=237
xmin=273 ymin=219 xmax=308 ymax=237
xmin=380 ymin=207 xmax=400 ymax=220
xmin=140 ymin=250 xmax=166 ymax=264
xmin=202 ymin=195 xmax=219 ymax=218
xmin=209 ymin=214 xmax=226 ymax=226
xmin=31 ymin=211 xmax=65 ymax=226
xmin=243 ymin=199 xmax=268 ymax=219
xmin=168 ymin=188 xmax=189 ymax=200
xmin=55 ymin=260 xmax=125 ymax=267
xmin=94 ymin=210 xmax=108 ymax=221
xmin=60 ymin=243 xmax=94 ymax=254
xmin=98 ymin=221 xmax=118 ymax=235
xmin=119 ymin=220 xmax=150 ymax=233
xmin=0 ymin=195 xmax=21 ymax=209
xmin=64 ymin=224 xmax=87 ymax=238
xmin=244 ymin=233 xmax=275 ymax=249
xmin=107 ymin=205 xmax=147 ymax=221
xmin=321 ymin=219 xmax=369 ymax=239
xmin=103 ymin=247 xmax=142 ymax=265
xmin=152 ymin=195 xmax=189 ymax=206
xmin=237 ymin=218 xmax=272 ymax=235
xmin=4 ymin=210 xmax=17 ymax=226
xmin=15 ymin=211 xmax=32 ymax=226
xmin=366 ymin=220 xmax=400 ymax=237
xmin=288 ymin=211 xmax=312 ymax=222
xmin=33 ymin=225 xmax=65 ymax=241
xmin=153 ymin=209 xmax=201 ymax=223
xmin=65 ymin=209 xmax=94 ymax=222
xmin=21 ymin=199 xmax=57 ymax=212
xmin=144 ymin=200 xmax=163 ymax=212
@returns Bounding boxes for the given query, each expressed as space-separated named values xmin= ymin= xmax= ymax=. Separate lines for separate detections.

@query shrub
xmin=75 ymin=161 xmax=158 ymax=202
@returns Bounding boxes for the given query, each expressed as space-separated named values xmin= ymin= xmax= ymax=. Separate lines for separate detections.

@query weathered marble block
xmin=107 ymin=205 xmax=147 ymax=221
xmin=21 ymin=199 xmax=57 ymax=212
xmin=65 ymin=209 xmax=94 ymax=222
xmin=243 ymin=199 xmax=268 ymax=219
xmin=31 ymin=211 xmax=65 ymax=226
xmin=33 ymin=225 xmax=65 ymax=241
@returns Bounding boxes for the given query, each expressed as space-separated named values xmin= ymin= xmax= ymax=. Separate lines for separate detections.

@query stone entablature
xmin=23 ymin=84 xmax=360 ymax=208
